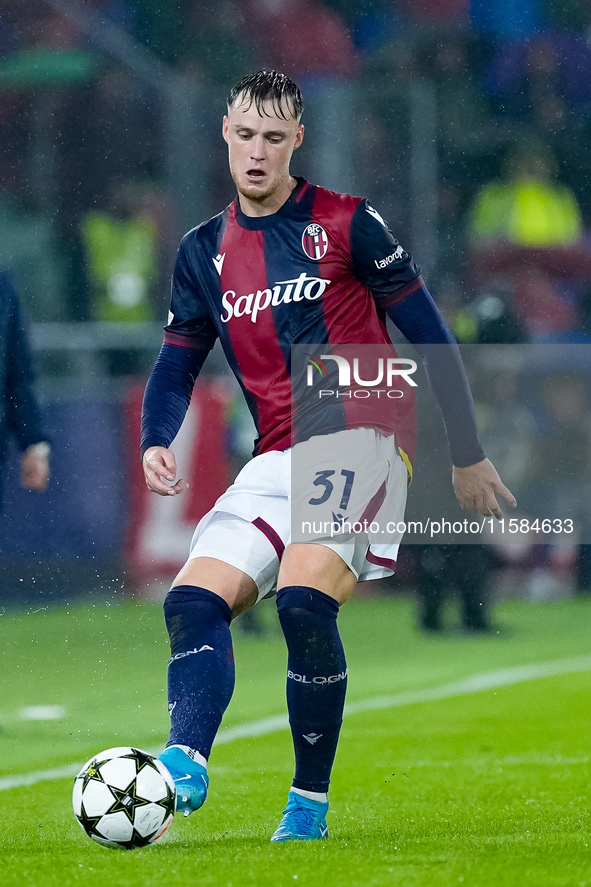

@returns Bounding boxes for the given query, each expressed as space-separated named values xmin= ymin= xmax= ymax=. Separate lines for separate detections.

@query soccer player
xmin=140 ymin=70 xmax=515 ymax=841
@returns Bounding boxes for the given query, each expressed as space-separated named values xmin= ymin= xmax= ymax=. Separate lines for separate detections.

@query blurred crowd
xmin=2 ymin=0 xmax=591 ymax=612
xmin=0 ymin=0 xmax=591 ymax=335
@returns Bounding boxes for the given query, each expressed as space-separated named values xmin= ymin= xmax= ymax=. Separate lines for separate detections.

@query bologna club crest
xmin=302 ymin=223 xmax=328 ymax=260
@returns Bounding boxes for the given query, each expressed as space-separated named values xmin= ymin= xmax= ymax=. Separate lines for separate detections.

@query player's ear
xmin=294 ymin=123 xmax=304 ymax=150
xmin=222 ymin=115 xmax=230 ymax=144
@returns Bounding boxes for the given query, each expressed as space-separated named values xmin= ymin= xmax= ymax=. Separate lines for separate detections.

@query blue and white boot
xmin=157 ymin=746 xmax=209 ymax=817
xmin=271 ymin=790 xmax=329 ymax=842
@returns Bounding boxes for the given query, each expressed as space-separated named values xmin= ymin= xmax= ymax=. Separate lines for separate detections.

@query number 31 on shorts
xmin=308 ymin=469 xmax=355 ymax=510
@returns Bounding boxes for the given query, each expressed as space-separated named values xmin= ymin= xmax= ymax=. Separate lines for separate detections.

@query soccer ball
xmin=72 ymin=746 xmax=176 ymax=850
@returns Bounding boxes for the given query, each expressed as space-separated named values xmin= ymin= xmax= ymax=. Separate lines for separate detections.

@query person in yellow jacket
xmin=83 ymin=181 xmax=158 ymax=323
xmin=469 ymin=139 xmax=583 ymax=248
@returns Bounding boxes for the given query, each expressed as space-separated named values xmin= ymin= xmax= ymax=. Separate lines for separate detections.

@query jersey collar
xmin=234 ymin=177 xmax=308 ymax=230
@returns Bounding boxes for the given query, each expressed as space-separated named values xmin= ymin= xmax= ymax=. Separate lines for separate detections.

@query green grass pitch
xmin=0 ymin=593 xmax=590 ymax=886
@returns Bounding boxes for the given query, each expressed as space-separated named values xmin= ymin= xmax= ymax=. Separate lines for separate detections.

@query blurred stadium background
xmin=1 ymin=0 xmax=591 ymax=611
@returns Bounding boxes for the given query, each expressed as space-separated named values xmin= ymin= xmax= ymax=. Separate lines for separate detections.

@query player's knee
xmin=164 ymin=585 xmax=232 ymax=651
xmin=279 ymin=544 xmax=357 ymax=603
xmin=276 ymin=586 xmax=340 ymax=621
xmin=276 ymin=586 xmax=346 ymax=673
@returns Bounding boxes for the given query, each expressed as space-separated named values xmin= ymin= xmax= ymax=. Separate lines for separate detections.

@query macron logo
xmin=366 ymin=205 xmax=388 ymax=228
xmin=303 ymin=732 xmax=323 ymax=745
xmin=213 ymin=253 xmax=226 ymax=275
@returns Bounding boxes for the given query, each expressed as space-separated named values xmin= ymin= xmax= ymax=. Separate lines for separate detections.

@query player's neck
xmin=237 ymin=176 xmax=298 ymax=218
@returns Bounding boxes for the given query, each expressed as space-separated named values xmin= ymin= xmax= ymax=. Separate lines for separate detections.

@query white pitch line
xmin=1 ymin=653 xmax=590 ymax=793
xmin=342 ymin=653 xmax=591 ymax=717
xmin=0 ymin=764 xmax=84 ymax=791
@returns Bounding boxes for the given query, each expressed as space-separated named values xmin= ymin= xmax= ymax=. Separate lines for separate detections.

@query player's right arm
xmin=141 ymin=238 xmax=218 ymax=496
xmin=142 ymin=444 xmax=185 ymax=496
xmin=140 ymin=346 xmax=203 ymax=496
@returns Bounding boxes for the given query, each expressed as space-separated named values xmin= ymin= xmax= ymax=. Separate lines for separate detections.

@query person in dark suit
xmin=0 ymin=269 xmax=50 ymax=505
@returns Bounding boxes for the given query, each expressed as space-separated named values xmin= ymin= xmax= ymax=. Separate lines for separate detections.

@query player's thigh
xmin=172 ymin=556 xmax=258 ymax=616
xmin=278 ymin=542 xmax=357 ymax=604
xmin=173 ymin=509 xmax=286 ymax=616
xmin=291 ymin=427 xmax=391 ymax=545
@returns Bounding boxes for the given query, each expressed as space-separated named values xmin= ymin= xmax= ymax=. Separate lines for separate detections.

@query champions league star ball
xmin=72 ymin=747 xmax=176 ymax=849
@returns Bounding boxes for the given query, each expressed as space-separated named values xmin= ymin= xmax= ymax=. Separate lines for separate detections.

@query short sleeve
xmin=165 ymin=237 xmax=218 ymax=350
xmin=350 ymin=199 xmax=423 ymax=307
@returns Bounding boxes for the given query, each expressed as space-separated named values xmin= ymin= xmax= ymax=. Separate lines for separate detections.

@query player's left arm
xmin=388 ymin=290 xmax=516 ymax=517
xmin=350 ymin=201 xmax=516 ymax=517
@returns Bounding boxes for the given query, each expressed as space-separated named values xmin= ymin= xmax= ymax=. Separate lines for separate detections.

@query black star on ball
xmin=120 ymin=748 xmax=161 ymax=776
xmin=79 ymin=762 xmax=106 ymax=792
xmin=120 ymin=828 xmax=161 ymax=850
xmin=77 ymin=803 xmax=102 ymax=838
xmin=105 ymin=780 xmax=151 ymax=824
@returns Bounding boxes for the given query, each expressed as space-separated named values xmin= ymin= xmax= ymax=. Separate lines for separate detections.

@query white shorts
xmin=188 ymin=428 xmax=408 ymax=601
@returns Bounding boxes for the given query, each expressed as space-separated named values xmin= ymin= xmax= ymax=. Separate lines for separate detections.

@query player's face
xmin=223 ymin=97 xmax=304 ymax=216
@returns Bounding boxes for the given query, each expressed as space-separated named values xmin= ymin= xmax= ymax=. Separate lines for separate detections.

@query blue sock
xmin=164 ymin=585 xmax=234 ymax=760
xmin=276 ymin=585 xmax=347 ymax=793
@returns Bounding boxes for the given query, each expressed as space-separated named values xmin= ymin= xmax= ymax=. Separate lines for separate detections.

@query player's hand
xmin=452 ymin=457 xmax=516 ymax=520
xmin=20 ymin=449 xmax=50 ymax=491
xmin=142 ymin=446 xmax=187 ymax=496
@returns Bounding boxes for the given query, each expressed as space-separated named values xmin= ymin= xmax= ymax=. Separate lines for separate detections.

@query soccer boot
xmin=157 ymin=746 xmax=209 ymax=817
xmin=270 ymin=790 xmax=329 ymax=842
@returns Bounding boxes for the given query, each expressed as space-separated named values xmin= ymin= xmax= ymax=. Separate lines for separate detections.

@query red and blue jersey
xmin=164 ymin=177 xmax=423 ymax=457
